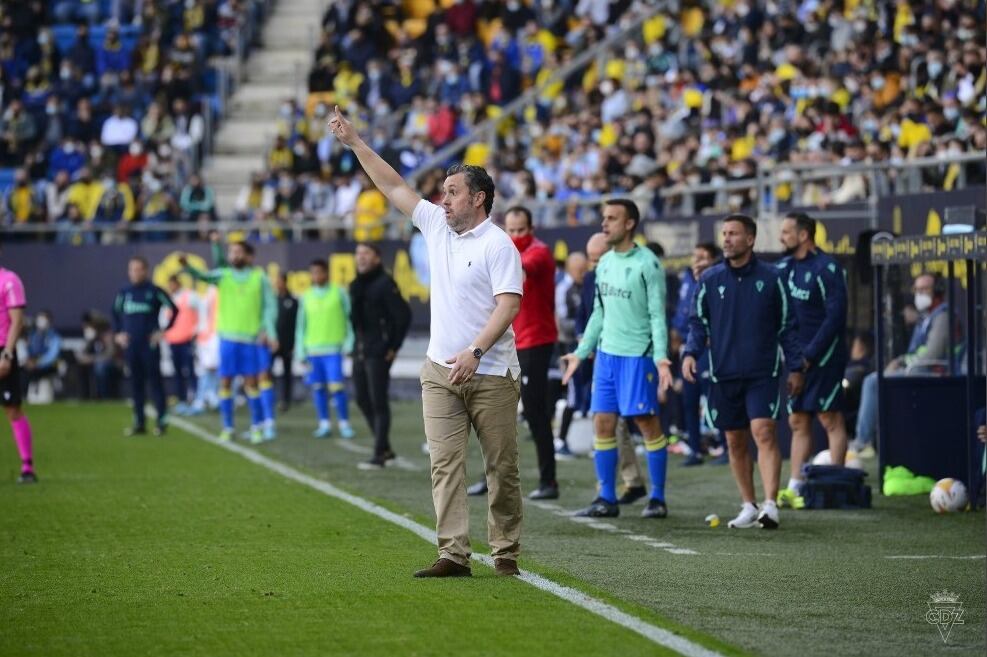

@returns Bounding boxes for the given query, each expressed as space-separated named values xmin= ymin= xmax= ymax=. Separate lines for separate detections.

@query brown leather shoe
xmin=494 ymin=558 xmax=520 ymax=576
xmin=413 ymin=558 xmax=472 ymax=578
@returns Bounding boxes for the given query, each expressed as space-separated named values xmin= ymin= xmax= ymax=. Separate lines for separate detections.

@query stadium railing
xmin=3 ymin=151 xmax=981 ymax=242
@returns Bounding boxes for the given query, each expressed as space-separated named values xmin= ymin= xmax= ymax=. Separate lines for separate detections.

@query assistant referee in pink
xmin=328 ymin=107 xmax=525 ymax=578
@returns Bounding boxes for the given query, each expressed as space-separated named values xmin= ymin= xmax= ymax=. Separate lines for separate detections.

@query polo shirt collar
xmin=451 ymin=217 xmax=493 ymax=239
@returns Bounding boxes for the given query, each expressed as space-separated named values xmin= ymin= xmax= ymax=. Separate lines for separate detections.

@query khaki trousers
xmin=420 ymin=359 xmax=523 ymax=566
xmin=617 ymin=418 xmax=645 ymax=490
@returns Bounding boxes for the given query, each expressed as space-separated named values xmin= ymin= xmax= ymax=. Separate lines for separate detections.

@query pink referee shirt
xmin=0 ymin=268 xmax=26 ymax=346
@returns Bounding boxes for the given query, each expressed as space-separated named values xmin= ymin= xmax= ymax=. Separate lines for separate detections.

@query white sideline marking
xmin=885 ymin=555 xmax=986 ymax=560
xmin=169 ymin=415 xmax=724 ymax=657
xmin=531 ymin=503 xmax=702 ymax=558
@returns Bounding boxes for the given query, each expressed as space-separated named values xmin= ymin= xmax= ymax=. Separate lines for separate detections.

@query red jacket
xmin=513 ymin=238 xmax=557 ymax=350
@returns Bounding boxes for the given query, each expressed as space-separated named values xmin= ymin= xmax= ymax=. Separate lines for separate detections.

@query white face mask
xmin=914 ymin=292 xmax=933 ymax=312
xmin=36 ymin=317 xmax=50 ymax=330
xmin=83 ymin=327 xmax=97 ymax=340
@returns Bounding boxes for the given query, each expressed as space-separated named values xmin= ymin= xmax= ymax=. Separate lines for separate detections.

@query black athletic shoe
xmin=574 ymin=497 xmax=620 ymax=518
xmin=680 ymin=455 xmax=704 ymax=467
xmin=617 ymin=486 xmax=647 ymax=505
xmin=466 ymin=480 xmax=488 ymax=496
xmin=17 ymin=471 xmax=38 ymax=484
xmin=357 ymin=456 xmax=387 ymax=470
xmin=528 ymin=483 xmax=559 ymax=500
xmin=382 ymin=450 xmax=397 ymax=462
xmin=641 ymin=498 xmax=668 ymax=519
xmin=124 ymin=426 xmax=147 ymax=437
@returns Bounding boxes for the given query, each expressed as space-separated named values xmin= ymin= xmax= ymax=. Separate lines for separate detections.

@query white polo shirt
xmin=413 ymin=199 xmax=522 ymax=377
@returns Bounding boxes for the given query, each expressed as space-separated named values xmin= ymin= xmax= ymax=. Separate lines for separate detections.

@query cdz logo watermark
xmin=926 ymin=590 xmax=964 ymax=643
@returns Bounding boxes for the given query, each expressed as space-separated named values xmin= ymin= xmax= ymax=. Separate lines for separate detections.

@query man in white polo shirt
xmin=328 ymin=106 xmax=524 ymax=578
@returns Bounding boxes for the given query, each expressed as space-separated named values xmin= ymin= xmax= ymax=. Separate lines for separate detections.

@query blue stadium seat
xmin=0 ymin=169 xmax=17 ymax=189
xmin=51 ymin=24 xmax=78 ymax=55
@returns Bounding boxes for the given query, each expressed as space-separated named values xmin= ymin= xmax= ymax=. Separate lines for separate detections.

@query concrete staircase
xmin=202 ymin=0 xmax=324 ymax=216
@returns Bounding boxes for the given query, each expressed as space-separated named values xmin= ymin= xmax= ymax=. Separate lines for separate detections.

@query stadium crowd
xmin=4 ymin=1 xmax=980 ymax=240
xmin=239 ymin=0 xmax=985 ymax=238
xmin=0 ymin=0 xmax=269 ymax=240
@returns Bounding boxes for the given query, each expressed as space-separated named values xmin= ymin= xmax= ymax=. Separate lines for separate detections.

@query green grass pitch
xmin=1 ymin=402 xmax=983 ymax=657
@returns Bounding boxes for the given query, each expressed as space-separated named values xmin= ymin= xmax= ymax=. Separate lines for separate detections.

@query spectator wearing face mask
xmin=22 ymin=311 xmax=63 ymax=395
xmin=851 ymin=274 xmax=961 ymax=458
xmin=76 ymin=313 xmax=118 ymax=400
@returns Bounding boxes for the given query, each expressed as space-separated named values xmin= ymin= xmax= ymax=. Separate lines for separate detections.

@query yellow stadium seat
xmin=402 ymin=0 xmax=436 ymax=20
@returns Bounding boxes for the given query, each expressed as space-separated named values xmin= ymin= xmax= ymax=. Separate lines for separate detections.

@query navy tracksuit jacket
xmin=113 ymin=282 xmax=177 ymax=428
xmin=684 ymin=256 xmax=803 ymax=382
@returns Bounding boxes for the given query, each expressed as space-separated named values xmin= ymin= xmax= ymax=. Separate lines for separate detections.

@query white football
xmin=812 ymin=449 xmax=832 ymax=466
xmin=929 ymin=478 xmax=968 ymax=513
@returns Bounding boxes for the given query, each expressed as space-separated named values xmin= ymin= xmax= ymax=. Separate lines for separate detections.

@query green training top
xmin=574 ymin=243 xmax=668 ymax=362
xmin=183 ymin=258 xmax=276 ymax=343
xmin=294 ymin=284 xmax=353 ymax=359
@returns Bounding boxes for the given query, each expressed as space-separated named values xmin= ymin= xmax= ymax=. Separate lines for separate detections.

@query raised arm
xmin=328 ymin=106 xmax=421 ymax=217
xmin=178 ymin=254 xmax=223 ymax=285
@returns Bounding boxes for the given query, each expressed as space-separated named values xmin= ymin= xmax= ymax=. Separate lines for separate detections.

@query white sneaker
xmin=727 ymin=504 xmax=760 ymax=529
xmin=757 ymin=503 xmax=780 ymax=530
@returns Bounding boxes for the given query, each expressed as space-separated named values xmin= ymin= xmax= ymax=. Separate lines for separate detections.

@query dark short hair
xmin=724 ymin=213 xmax=757 ymax=238
xmin=604 ymin=199 xmax=641 ymax=230
xmin=309 ymin=259 xmax=328 ymax=271
xmin=505 ymin=205 xmax=533 ymax=227
xmin=168 ymin=274 xmax=179 ymax=284
xmin=355 ymin=242 xmax=382 ymax=257
xmin=446 ymin=164 xmax=495 ymax=215
xmin=645 ymin=242 xmax=664 ymax=258
xmin=231 ymin=240 xmax=254 ymax=256
xmin=695 ymin=242 xmax=721 ymax=260
xmin=785 ymin=211 xmax=816 ymax=241
xmin=129 ymin=256 xmax=148 ymax=268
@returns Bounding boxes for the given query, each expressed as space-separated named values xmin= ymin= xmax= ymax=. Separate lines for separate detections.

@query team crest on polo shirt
xmin=755 ymin=280 xmax=764 ymax=292
xmin=717 ymin=285 xmax=726 ymax=298
xmin=804 ymin=272 xmax=812 ymax=283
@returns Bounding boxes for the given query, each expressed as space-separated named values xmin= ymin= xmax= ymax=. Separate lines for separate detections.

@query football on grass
xmin=929 ymin=478 xmax=968 ymax=513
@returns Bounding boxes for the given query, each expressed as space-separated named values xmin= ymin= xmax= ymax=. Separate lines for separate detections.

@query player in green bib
xmin=208 ymin=235 xmax=280 ymax=439
xmin=561 ymin=200 xmax=674 ymax=519
xmin=179 ymin=241 xmax=276 ymax=444
xmin=294 ymin=259 xmax=354 ymax=439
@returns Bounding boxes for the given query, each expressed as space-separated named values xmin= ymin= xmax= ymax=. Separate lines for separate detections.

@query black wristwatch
xmin=468 ymin=344 xmax=483 ymax=360
xmin=1 ymin=350 xmax=12 ymax=361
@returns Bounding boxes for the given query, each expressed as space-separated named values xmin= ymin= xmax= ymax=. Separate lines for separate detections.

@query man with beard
xmin=329 ymin=106 xmax=524 ymax=578
xmin=776 ymin=212 xmax=849 ymax=508
xmin=683 ymin=214 xmax=805 ymax=530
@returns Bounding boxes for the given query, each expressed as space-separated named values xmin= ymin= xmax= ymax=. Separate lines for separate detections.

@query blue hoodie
xmin=685 ymin=256 xmax=802 ymax=382
xmin=775 ymin=249 xmax=848 ymax=368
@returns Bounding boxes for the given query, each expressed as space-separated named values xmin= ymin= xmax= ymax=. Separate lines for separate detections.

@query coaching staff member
xmin=351 ymin=242 xmax=412 ymax=468
xmin=113 ymin=256 xmax=177 ymax=436
xmin=683 ymin=214 xmax=804 ymax=530
xmin=329 ymin=106 xmax=524 ymax=578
